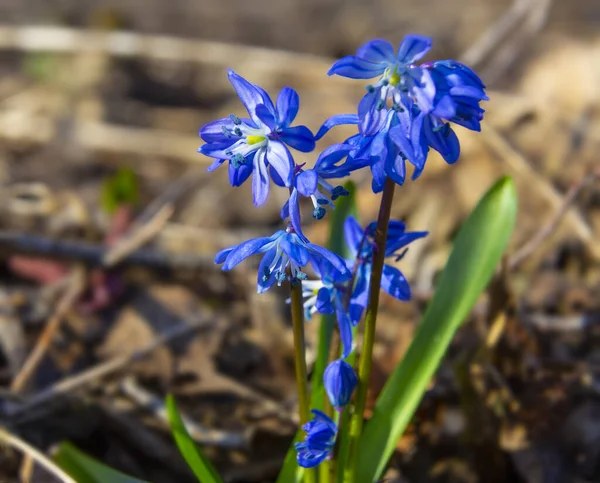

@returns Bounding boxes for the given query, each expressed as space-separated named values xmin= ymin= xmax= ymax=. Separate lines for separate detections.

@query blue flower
xmin=344 ymin=216 xmax=427 ymax=324
xmin=324 ymin=359 xmax=358 ymax=408
xmin=424 ymin=60 xmax=488 ymax=131
xmin=198 ymin=70 xmax=315 ymax=206
xmin=295 ymin=410 xmax=337 ymax=468
xmin=282 ymin=143 xmax=354 ymax=238
xmin=215 ymin=228 xmax=350 ymax=293
xmin=301 ymin=258 xmax=354 ymax=358
xmin=387 ymin=60 xmax=488 ymax=168
xmin=328 ymin=36 xmax=436 ymax=135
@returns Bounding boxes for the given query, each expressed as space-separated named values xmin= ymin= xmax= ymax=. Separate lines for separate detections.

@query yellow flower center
xmin=247 ymin=135 xmax=266 ymax=145
xmin=388 ymin=72 xmax=401 ymax=86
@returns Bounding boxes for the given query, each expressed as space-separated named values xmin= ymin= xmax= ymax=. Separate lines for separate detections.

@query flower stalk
xmin=290 ymin=280 xmax=316 ymax=483
xmin=344 ymin=177 xmax=396 ymax=483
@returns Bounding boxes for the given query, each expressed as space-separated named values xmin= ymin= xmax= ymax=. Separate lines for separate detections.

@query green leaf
xmin=101 ymin=168 xmax=139 ymax=214
xmin=54 ymin=442 xmax=149 ymax=483
xmin=275 ymin=181 xmax=357 ymax=483
xmin=166 ymin=395 xmax=224 ymax=483
xmin=357 ymin=176 xmax=518 ymax=482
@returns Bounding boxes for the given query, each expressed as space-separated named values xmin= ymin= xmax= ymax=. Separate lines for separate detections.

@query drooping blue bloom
xmin=424 ymin=60 xmax=488 ymax=131
xmin=328 ymin=36 xmax=436 ymax=135
xmin=344 ymin=216 xmax=428 ymax=324
xmin=281 ymin=143 xmax=354 ymax=238
xmin=301 ymin=257 xmax=354 ymax=358
xmin=324 ymin=359 xmax=358 ymax=408
xmin=198 ymin=70 xmax=315 ymax=206
xmin=295 ymin=409 xmax=337 ymax=468
xmin=215 ymin=228 xmax=350 ymax=294
xmin=387 ymin=60 xmax=488 ymax=168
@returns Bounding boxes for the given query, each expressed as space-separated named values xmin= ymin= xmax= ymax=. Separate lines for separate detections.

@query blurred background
xmin=0 ymin=0 xmax=599 ymax=482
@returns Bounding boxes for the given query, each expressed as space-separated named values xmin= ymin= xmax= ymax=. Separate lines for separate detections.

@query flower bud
xmin=324 ymin=359 xmax=358 ymax=408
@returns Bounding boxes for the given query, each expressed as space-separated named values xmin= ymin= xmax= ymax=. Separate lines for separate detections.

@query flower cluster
xmin=199 ymin=35 xmax=486 ymax=470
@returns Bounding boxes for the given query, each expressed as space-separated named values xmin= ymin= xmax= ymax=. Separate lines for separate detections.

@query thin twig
xmin=104 ymin=168 xmax=205 ymax=267
xmin=19 ymin=453 xmax=34 ymax=483
xmin=482 ymin=0 xmax=552 ymax=83
xmin=509 ymin=170 xmax=600 ymax=270
xmin=121 ymin=377 xmax=249 ymax=448
xmin=4 ymin=317 xmax=212 ymax=418
xmin=0 ymin=426 xmax=76 ymax=483
xmin=460 ymin=0 xmax=537 ymax=67
xmin=103 ymin=204 xmax=174 ymax=267
xmin=482 ymin=125 xmax=599 ymax=258
xmin=10 ymin=267 xmax=86 ymax=393
xmin=0 ymin=230 xmax=213 ymax=271
xmin=0 ymin=25 xmax=329 ymax=72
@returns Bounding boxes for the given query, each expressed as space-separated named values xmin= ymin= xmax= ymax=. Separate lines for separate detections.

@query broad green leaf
xmin=166 ymin=395 xmax=224 ymax=483
xmin=357 ymin=177 xmax=518 ymax=482
xmin=276 ymin=181 xmax=357 ymax=483
xmin=54 ymin=441 xmax=149 ymax=483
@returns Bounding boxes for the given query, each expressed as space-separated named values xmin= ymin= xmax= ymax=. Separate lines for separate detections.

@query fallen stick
xmin=0 ymin=426 xmax=76 ymax=483
xmin=4 ymin=317 xmax=213 ymax=418
xmin=0 ymin=230 xmax=213 ymax=272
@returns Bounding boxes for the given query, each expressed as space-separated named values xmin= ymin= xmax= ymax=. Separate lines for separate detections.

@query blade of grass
xmin=166 ymin=395 xmax=224 ymax=483
xmin=54 ymin=442 xmax=149 ymax=483
xmin=356 ymin=176 xmax=518 ymax=482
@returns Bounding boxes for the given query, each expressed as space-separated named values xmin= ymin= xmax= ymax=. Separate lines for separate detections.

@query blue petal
xmin=266 ymin=142 xmax=294 ymax=187
xmin=409 ymin=68 xmax=436 ymax=114
xmin=257 ymin=248 xmax=277 ymax=293
xmin=370 ymin=158 xmax=386 ymax=193
xmin=222 ymin=235 xmax=279 ymax=271
xmin=280 ymin=125 xmax=315 ymax=152
xmin=385 ymin=153 xmax=407 ymax=186
xmin=324 ymin=358 xmax=357 ymax=407
xmin=276 ymin=87 xmax=299 ymax=127
xmin=310 ymin=409 xmax=337 ymax=431
xmin=335 ymin=299 xmax=354 ymax=358
xmin=358 ymin=90 xmax=388 ymax=136
xmin=396 ymin=35 xmax=432 ymax=64
xmin=316 ymin=287 xmax=335 ymax=315
xmin=280 ymin=234 xmax=310 ymax=266
xmin=314 ymin=143 xmax=353 ymax=176
xmin=385 ymin=230 xmax=428 ymax=257
xmin=255 ymin=104 xmax=276 ymax=130
xmin=207 ymin=157 xmax=225 ymax=173
xmin=343 ymin=216 xmax=364 ymax=258
xmin=424 ymin=120 xmax=460 ymax=164
xmin=214 ymin=246 xmax=234 ymax=264
xmin=199 ymin=141 xmax=235 ymax=159
xmin=296 ymin=169 xmax=319 ymax=197
xmin=431 ymin=94 xmax=457 ymax=119
xmin=270 ymin=166 xmax=286 ymax=187
xmin=297 ymin=450 xmax=329 ymax=468
xmin=199 ymin=118 xmax=231 ymax=143
xmin=327 ymin=56 xmax=387 ymax=79
xmin=228 ymin=158 xmax=253 ymax=186
xmin=356 ymin=39 xmax=396 ymax=64
xmin=381 ymin=265 xmax=411 ymax=300
xmin=288 ymin=188 xmax=305 ymax=240
xmin=307 ymin=244 xmax=351 ymax=279
xmin=252 ymin=149 xmax=270 ymax=206
xmin=228 ymin=69 xmax=268 ymax=124
xmin=388 ymin=112 xmax=427 ymax=169
xmin=315 ymin=114 xmax=359 ymax=140
xmin=280 ymin=198 xmax=290 ymax=220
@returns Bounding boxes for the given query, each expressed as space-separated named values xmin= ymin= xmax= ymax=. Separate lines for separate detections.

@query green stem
xmin=290 ymin=281 xmax=316 ymax=483
xmin=344 ymin=177 xmax=396 ymax=483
